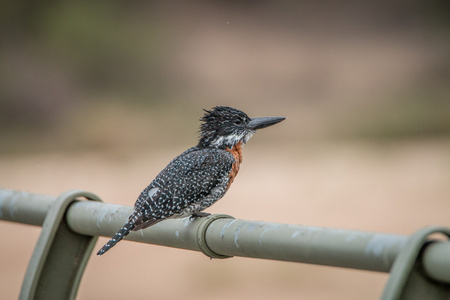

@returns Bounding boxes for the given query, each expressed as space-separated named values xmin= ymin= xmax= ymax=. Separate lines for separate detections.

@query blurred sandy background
xmin=1 ymin=1 xmax=450 ymax=299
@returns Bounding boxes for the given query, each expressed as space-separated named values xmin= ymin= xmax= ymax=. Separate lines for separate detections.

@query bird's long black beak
xmin=247 ymin=116 xmax=286 ymax=130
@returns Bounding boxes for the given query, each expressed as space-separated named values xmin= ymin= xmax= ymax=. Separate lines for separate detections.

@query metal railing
xmin=1 ymin=188 xmax=449 ymax=300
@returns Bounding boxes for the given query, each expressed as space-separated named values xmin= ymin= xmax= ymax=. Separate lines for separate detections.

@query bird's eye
xmin=234 ymin=118 xmax=243 ymax=125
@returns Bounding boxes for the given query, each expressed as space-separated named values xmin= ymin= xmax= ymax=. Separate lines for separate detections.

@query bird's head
xmin=198 ymin=106 xmax=285 ymax=149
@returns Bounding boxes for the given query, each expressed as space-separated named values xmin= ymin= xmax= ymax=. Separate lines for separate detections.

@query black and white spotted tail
xmin=97 ymin=221 xmax=135 ymax=256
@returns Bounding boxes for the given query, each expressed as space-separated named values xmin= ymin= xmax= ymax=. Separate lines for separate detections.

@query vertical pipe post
xmin=20 ymin=190 xmax=102 ymax=300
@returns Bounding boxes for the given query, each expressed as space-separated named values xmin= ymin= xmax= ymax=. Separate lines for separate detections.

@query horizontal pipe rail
xmin=1 ymin=189 xmax=449 ymax=283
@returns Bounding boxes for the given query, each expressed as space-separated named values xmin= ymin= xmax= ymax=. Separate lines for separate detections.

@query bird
xmin=96 ymin=106 xmax=285 ymax=256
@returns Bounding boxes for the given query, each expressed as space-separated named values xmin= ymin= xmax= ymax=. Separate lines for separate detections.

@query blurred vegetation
xmin=336 ymin=86 xmax=450 ymax=141
xmin=0 ymin=1 xmax=449 ymax=155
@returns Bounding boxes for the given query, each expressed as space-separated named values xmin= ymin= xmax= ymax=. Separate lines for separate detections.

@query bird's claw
xmin=190 ymin=212 xmax=211 ymax=220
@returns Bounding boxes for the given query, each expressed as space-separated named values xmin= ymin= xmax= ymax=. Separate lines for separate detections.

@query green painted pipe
xmin=1 ymin=189 xmax=449 ymax=284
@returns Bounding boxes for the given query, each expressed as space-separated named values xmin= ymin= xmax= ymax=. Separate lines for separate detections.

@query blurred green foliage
xmin=0 ymin=1 xmax=449 ymax=154
xmin=337 ymin=87 xmax=450 ymax=140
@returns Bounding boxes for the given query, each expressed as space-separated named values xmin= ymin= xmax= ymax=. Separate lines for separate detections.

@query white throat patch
xmin=243 ymin=131 xmax=255 ymax=144
xmin=211 ymin=131 xmax=255 ymax=148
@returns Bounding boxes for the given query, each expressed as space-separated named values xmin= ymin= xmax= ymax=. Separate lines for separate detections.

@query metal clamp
xmin=195 ymin=214 xmax=235 ymax=259
xmin=20 ymin=190 xmax=102 ymax=300
xmin=382 ymin=226 xmax=450 ymax=300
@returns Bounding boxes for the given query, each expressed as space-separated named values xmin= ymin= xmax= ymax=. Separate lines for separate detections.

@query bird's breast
xmin=225 ymin=141 xmax=243 ymax=189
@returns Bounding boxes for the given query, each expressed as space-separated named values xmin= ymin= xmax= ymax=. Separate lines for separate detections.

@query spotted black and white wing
xmin=132 ymin=147 xmax=235 ymax=230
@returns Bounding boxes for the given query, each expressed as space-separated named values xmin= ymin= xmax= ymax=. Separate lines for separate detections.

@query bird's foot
xmin=190 ymin=212 xmax=211 ymax=220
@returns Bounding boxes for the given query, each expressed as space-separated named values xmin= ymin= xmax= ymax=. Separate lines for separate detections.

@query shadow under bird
xmin=97 ymin=106 xmax=285 ymax=256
